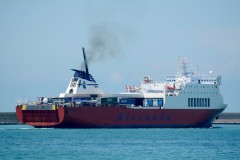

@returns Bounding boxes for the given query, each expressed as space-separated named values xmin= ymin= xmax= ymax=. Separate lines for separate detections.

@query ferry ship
xmin=16 ymin=48 xmax=227 ymax=128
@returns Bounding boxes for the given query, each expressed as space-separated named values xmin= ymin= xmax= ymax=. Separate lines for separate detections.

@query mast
xmin=178 ymin=58 xmax=188 ymax=77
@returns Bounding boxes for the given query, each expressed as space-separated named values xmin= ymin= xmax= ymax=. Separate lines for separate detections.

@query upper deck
xmin=165 ymin=74 xmax=221 ymax=85
xmin=165 ymin=58 xmax=221 ymax=86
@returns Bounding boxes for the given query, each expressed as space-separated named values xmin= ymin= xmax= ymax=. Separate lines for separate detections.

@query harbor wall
xmin=214 ymin=113 xmax=240 ymax=124
xmin=0 ymin=112 xmax=240 ymax=125
xmin=0 ymin=112 xmax=19 ymax=124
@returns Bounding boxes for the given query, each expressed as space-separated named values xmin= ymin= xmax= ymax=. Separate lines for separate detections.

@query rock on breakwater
xmin=0 ymin=112 xmax=19 ymax=124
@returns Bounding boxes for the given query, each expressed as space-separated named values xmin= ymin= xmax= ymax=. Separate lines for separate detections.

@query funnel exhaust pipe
xmin=82 ymin=47 xmax=89 ymax=75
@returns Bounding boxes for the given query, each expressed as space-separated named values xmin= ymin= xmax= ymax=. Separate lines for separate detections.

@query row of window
xmin=70 ymin=78 xmax=78 ymax=87
xmin=70 ymin=82 xmax=77 ymax=87
xmin=168 ymin=80 xmax=217 ymax=82
xmin=188 ymin=98 xmax=210 ymax=107
xmin=180 ymin=92 xmax=218 ymax=95
xmin=118 ymin=114 xmax=171 ymax=121
xmin=186 ymin=85 xmax=217 ymax=88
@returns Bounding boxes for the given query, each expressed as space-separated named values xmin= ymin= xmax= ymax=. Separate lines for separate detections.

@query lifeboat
xmin=165 ymin=83 xmax=175 ymax=91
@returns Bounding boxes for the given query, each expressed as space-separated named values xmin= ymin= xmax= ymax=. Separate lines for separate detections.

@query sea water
xmin=0 ymin=125 xmax=239 ymax=160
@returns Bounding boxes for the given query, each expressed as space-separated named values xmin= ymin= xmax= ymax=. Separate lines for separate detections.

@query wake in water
xmin=0 ymin=125 xmax=39 ymax=130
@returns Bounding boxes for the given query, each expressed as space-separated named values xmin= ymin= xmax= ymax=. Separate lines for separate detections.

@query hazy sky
xmin=0 ymin=0 xmax=240 ymax=112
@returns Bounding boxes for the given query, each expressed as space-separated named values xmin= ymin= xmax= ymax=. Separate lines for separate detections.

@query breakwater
xmin=214 ymin=113 xmax=240 ymax=124
xmin=0 ymin=112 xmax=240 ymax=125
xmin=0 ymin=112 xmax=19 ymax=124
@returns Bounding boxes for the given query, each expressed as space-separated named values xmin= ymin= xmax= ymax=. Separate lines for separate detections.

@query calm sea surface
xmin=0 ymin=124 xmax=239 ymax=160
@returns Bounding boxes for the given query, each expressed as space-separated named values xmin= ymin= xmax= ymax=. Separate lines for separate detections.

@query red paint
xmin=16 ymin=105 xmax=224 ymax=128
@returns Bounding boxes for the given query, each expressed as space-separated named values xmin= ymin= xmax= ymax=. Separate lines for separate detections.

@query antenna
xmin=197 ymin=64 xmax=199 ymax=75
xmin=178 ymin=58 xmax=188 ymax=76
xmin=82 ymin=47 xmax=89 ymax=75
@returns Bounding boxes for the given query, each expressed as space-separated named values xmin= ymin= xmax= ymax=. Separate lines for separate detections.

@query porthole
xmin=69 ymin=89 xmax=73 ymax=94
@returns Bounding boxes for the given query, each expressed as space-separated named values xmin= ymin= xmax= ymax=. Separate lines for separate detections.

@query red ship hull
xmin=16 ymin=106 xmax=224 ymax=128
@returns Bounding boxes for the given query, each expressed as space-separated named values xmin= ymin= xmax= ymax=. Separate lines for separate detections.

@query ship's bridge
xmin=165 ymin=58 xmax=222 ymax=86
xmin=197 ymin=75 xmax=221 ymax=85
xmin=165 ymin=74 xmax=221 ymax=85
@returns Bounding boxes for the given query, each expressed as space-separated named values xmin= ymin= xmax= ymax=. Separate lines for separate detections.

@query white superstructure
xmin=58 ymin=51 xmax=226 ymax=111
xmin=123 ymin=58 xmax=226 ymax=110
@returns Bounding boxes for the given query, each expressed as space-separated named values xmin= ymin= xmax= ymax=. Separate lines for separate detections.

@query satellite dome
xmin=43 ymin=98 xmax=48 ymax=104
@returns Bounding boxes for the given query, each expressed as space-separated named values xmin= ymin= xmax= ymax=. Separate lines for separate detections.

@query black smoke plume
xmin=81 ymin=25 xmax=121 ymax=70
